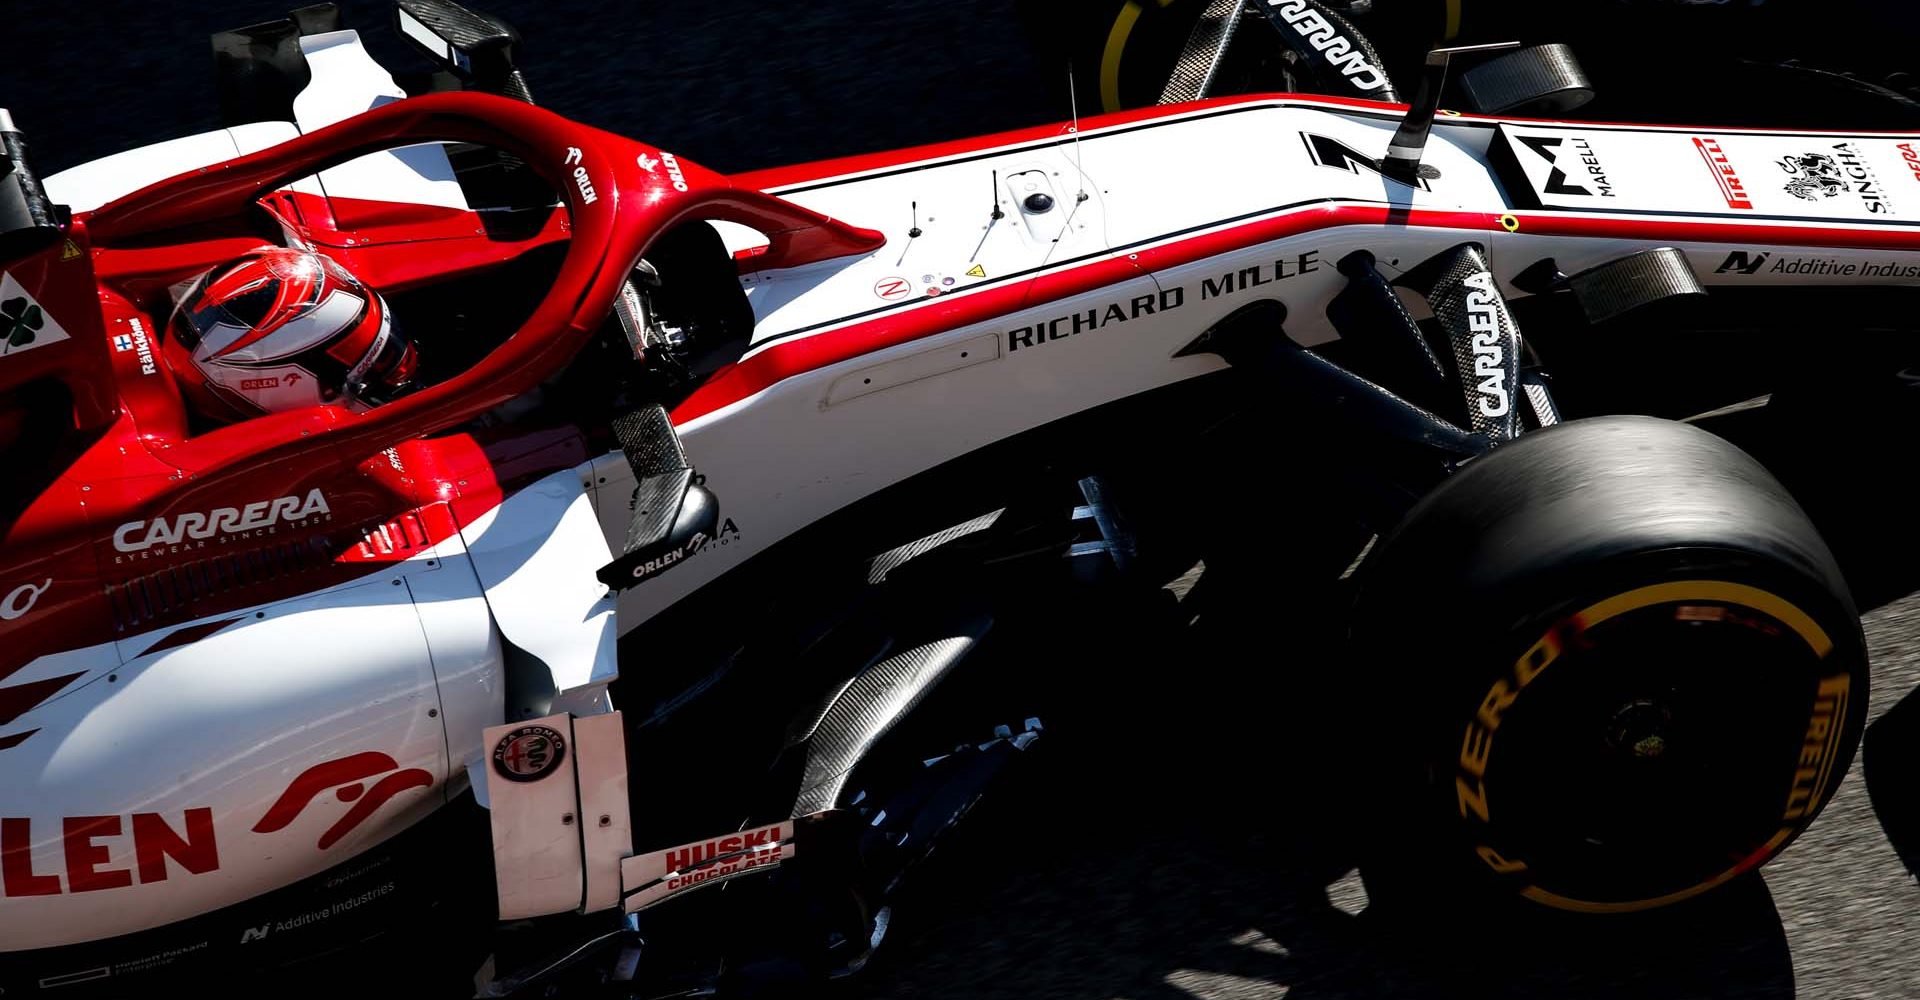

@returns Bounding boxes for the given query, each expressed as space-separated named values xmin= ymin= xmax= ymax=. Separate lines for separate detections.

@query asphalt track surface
xmin=7 ymin=3 xmax=1920 ymax=998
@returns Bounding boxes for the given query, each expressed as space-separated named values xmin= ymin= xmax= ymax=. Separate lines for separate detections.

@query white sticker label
xmin=0 ymin=271 xmax=72 ymax=357
xmin=1499 ymin=123 xmax=1920 ymax=222
xmin=620 ymin=820 xmax=795 ymax=913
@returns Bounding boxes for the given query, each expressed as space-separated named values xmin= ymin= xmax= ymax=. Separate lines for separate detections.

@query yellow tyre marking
xmin=1577 ymin=580 xmax=1832 ymax=658
xmin=1797 ymin=675 xmax=1852 ymax=819
xmin=1475 ymin=581 xmax=1835 ymax=913
xmin=1101 ymin=2 xmax=1146 ymax=113
xmin=1445 ymin=0 xmax=1464 ymax=42
xmin=1520 ymin=830 xmax=1791 ymax=914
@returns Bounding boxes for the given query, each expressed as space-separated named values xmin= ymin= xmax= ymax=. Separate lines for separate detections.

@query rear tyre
xmin=1352 ymin=415 xmax=1867 ymax=914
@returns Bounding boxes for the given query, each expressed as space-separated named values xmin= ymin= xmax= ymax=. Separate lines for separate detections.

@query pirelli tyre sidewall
xmin=1353 ymin=415 xmax=1868 ymax=915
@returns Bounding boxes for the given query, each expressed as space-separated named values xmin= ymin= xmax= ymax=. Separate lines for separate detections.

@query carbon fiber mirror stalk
xmin=596 ymin=406 xmax=722 ymax=591
xmin=1382 ymin=41 xmax=1520 ymax=186
xmin=0 ymin=112 xmax=61 ymax=264
xmin=394 ymin=0 xmax=533 ymax=102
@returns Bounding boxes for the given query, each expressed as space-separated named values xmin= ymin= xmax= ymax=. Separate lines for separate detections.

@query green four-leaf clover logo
xmin=1 ymin=295 xmax=44 ymax=349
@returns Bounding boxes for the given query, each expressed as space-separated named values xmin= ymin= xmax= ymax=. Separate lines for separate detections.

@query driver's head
xmin=163 ymin=246 xmax=418 ymax=420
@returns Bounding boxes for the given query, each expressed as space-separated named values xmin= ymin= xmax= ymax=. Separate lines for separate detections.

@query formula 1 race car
xmin=0 ymin=0 xmax=1904 ymax=996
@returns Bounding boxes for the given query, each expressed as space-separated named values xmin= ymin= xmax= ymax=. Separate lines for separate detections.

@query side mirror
xmin=594 ymin=405 xmax=722 ymax=591
xmin=394 ymin=0 xmax=532 ymax=102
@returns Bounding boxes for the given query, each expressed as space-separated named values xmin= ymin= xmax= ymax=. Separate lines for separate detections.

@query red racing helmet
xmin=163 ymin=246 xmax=418 ymax=420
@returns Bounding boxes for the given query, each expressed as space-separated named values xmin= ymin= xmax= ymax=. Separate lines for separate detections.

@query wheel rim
xmin=1451 ymin=580 xmax=1856 ymax=912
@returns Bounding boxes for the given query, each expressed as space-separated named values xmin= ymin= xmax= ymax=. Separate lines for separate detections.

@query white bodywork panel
xmin=45 ymin=123 xmax=306 ymax=213
xmin=483 ymin=711 xmax=634 ymax=920
xmin=572 ymin=712 xmax=633 ymax=914
xmin=460 ymin=468 xmax=621 ymax=720
xmin=734 ymin=146 xmax=1116 ymax=345
xmin=294 ymin=30 xmax=467 ymax=212
xmin=0 ymin=557 xmax=470 ymax=950
xmin=620 ymin=819 xmax=795 ymax=914
xmin=408 ymin=546 xmax=507 ymax=795
xmin=44 ymin=30 xmax=462 ymax=216
xmin=1497 ymin=121 xmax=1915 ymax=221
xmin=484 ymin=713 xmax=580 ymax=918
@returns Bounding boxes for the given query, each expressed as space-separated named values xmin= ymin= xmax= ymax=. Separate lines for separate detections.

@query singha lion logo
xmin=1779 ymin=152 xmax=1846 ymax=202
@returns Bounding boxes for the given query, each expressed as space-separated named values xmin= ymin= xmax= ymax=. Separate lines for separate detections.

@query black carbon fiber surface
xmin=1421 ymin=245 xmax=1523 ymax=442
xmin=396 ymin=0 xmax=517 ymax=50
xmin=1521 ymin=372 xmax=1562 ymax=427
xmin=612 ymin=405 xmax=686 ymax=478
xmin=1329 ymin=251 xmax=1448 ymax=392
xmin=0 ymin=129 xmax=59 ymax=262
xmin=1206 ymin=311 xmax=1486 ymax=457
xmin=866 ymin=510 xmax=1006 ymax=584
xmin=1566 ymin=246 xmax=1706 ymax=326
xmin=612 ymin=405 xmax=692 ymax=554
xmin=1250 ymin=0 xmax=1399 ymax=102
xmin=785 ymin=675 xmax=865 ymax=749
xmin=1156 ymin=0 xmax=1248 ymax=105
xmin=1457 ymin=43 xmax=1594 ymax=116
xmin=622 ymin=468 xmax=694 ymax=556
xmin=790 ymin=619 xmax=990 ymax=817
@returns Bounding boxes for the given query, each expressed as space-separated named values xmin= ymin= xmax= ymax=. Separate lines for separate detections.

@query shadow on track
xmin=1863 ymin=655 xmax=1920 ymax=886
xmin=846 ymin=546 xmax=1798 ymax=1000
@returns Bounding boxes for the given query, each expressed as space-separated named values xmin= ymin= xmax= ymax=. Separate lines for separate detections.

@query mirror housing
xmin=394 ymin=0 xmax=531 ymax=101
xmin=0 ymin=110 xmax=63 ymax=264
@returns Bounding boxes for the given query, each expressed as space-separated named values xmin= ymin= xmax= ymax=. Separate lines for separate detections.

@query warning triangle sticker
xmin=0 ymin=271 xmax=70 ymax=357
xmin=965 ymin=264 xmax=986 ymax=278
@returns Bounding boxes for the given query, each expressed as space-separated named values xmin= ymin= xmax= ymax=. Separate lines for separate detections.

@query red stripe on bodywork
xmin=136 ymin=617 xmax=243 ymax=659
xmin=0 ymin=673 xmax=86 ymax=727
xmin=672 ymin=204 xmax=1498 ymax=422
xmin=673 ymin=199 xmax=1920 ymax=424
xmin=676 ymin=252 xmax=1147 ymax=422
xmin=1503 ymin=212 xmax=1920 ymax=250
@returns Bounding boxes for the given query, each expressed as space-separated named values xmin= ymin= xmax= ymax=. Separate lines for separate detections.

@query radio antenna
xmin=972 ymin=174 xmax=1002 ymax=263
xmin=897 ymin=200 xmax=922 ymax=266
xmin=1067 ymin=63 xmax=1089 ymax=202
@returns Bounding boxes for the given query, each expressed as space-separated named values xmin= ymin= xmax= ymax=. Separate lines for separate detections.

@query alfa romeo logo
xmin=1 ymin=296 xmax=44 ymax=348
xmin=492 ymin=725 xmax=567 ymax=783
